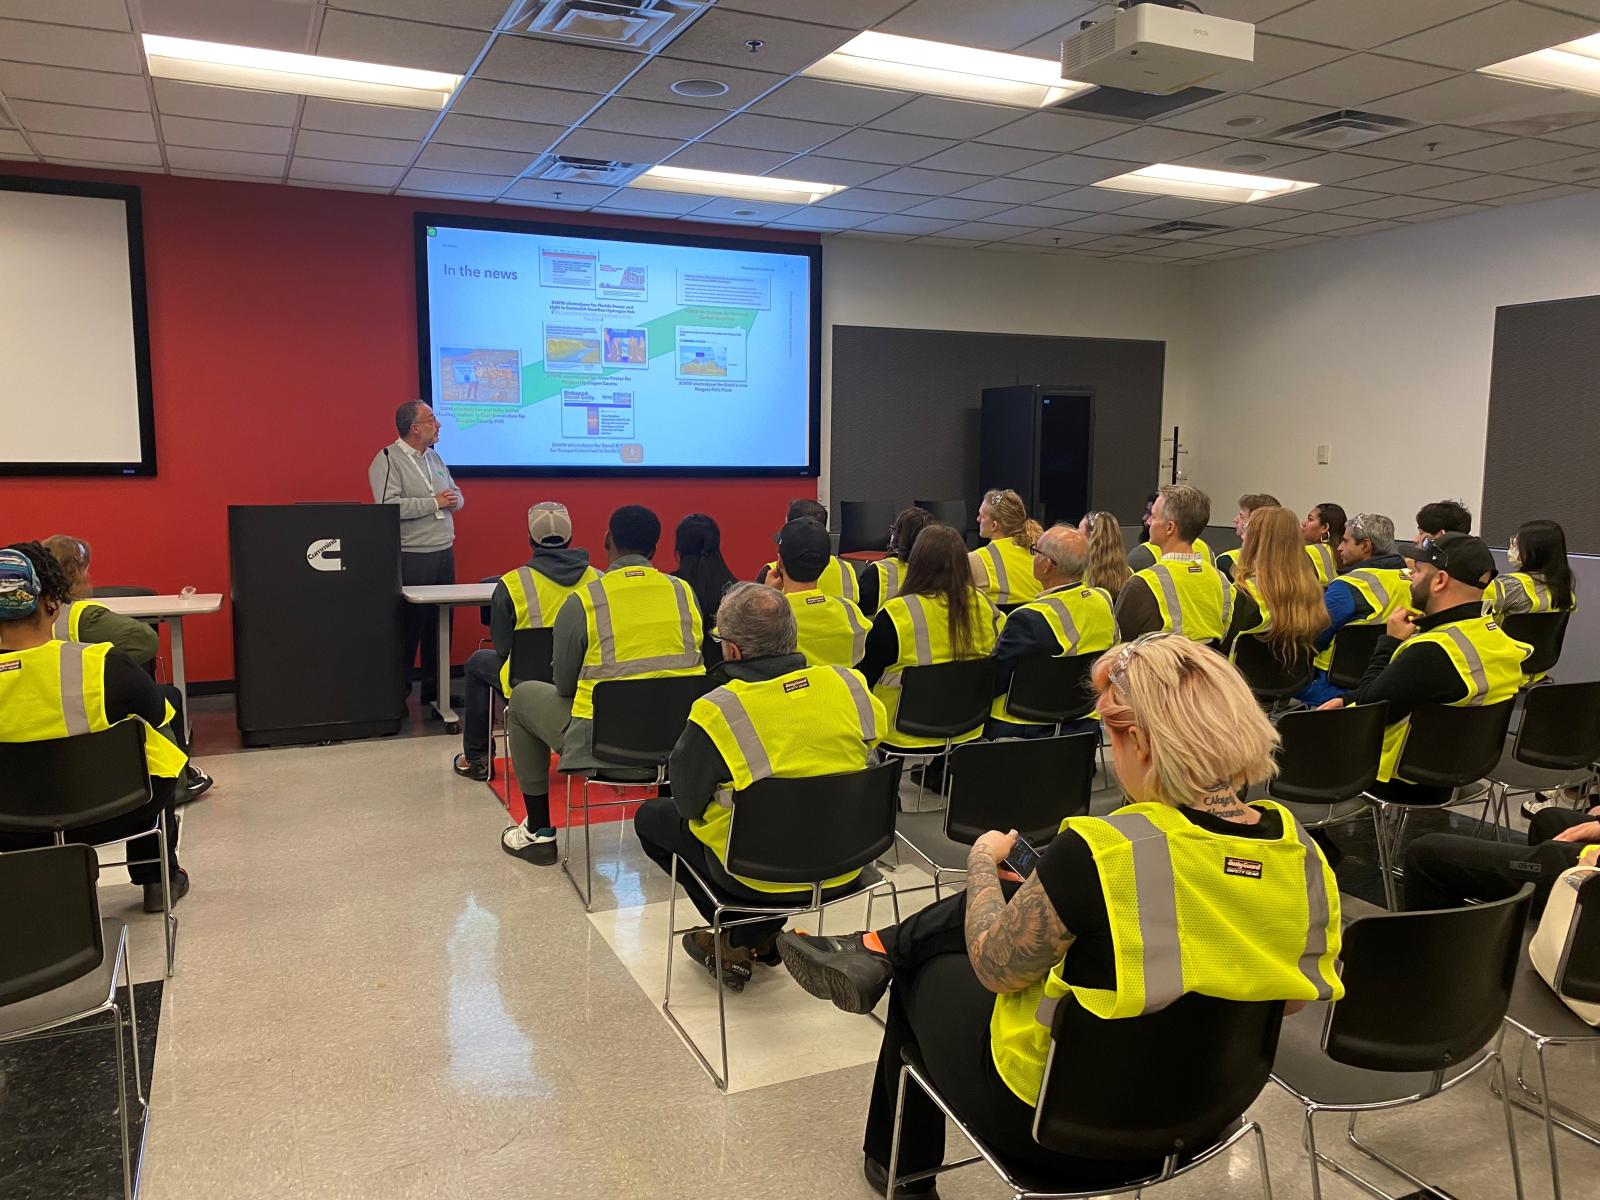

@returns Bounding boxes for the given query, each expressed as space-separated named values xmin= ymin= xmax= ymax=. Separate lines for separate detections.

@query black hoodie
xmin=487 ymin=545 xmax=593 ymax=661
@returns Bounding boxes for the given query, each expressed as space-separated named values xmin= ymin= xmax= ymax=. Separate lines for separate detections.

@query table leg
xmin=433 ymin=603 xmax=458 ymax=727
xmin=169 ymin=617 xmax=191 ymax=742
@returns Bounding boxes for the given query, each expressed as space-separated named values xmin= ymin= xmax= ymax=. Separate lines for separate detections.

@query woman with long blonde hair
xmin=1226 ymin=506 xmax=1328 ymax=662
xmin=1078 ymin=510 xmax=1132 ymax=599
xmin=971 ymin=488 xmax=1045 ymax=606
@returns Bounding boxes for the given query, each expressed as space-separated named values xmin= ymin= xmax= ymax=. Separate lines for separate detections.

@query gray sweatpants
xmin=506 ymin=681 xmax=660 ymax=797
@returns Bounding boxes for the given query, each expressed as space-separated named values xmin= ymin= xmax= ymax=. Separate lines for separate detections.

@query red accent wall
xmin=0 ymin=164 xmax=817 ymax=683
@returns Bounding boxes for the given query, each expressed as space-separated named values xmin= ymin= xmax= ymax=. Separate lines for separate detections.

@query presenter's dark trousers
xmin=1403 ymin=807 xmax=1589 ymax=915
xmin=401 ymin=547 xmax=455 ymax=705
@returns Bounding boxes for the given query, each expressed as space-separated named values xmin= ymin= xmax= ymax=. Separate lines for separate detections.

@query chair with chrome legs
xmin=0 ymin=844 xmax=146 ymax=1200
xmin=1500 ymin=871 xmax=1600 ymax=1200
xmin=886 ymin=991 xmax=1282 ymax=1199
xmin=1502 ymin=611 xmax=1571 ymax=683
xmin=1482 ymin=681 xmax=1600 ymax=837
xmin=1232 ymin=634 xmax=1314 ymax=711
xmin=0 ymin=721 xmax=178 ymax=976
xmin=1266 ymin=702 xmax=1387 ymax=834
xmin=563 ymin=674 xmax=713 ymax=910
xmin=1271 ymin=884 xmax=1534 ymax=1200
xmin=1000 ymin=651 xmax=1099 ymax=732
xmin=486 ymin=627 xmax=555 ymax=807
xmin=662 ymin=760 xmax=902 ymax=1092
xmin=1325 ymin=623 xmax=1384 ymax=691
xmin=880 ymin=658 xmax=996 ymax=809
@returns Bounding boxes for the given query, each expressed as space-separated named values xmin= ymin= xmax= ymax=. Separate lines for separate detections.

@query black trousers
xmin=0 ymin=776 xmax=179 ymax=885
xmin=400 ymin=547 xmax=455 ymax=703
xmin=1402 ymin=807 xmax=1590 ymax=913
xmin=461 ymin=648 xmax=502 ymax=760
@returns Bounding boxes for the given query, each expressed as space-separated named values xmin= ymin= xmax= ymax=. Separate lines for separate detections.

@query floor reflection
xmin=447 ymin=895 xmax=549 ymax=1098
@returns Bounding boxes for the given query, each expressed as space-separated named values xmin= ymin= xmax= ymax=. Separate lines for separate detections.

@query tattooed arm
xmin=964 ymin=831 xmax=1075 ymax=995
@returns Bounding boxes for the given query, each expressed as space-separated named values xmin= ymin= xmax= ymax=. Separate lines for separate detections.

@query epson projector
xmin=1062 ymin=4 xmax=1255 ymax=96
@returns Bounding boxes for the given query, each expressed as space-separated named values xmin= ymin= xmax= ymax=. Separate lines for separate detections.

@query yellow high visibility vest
xmin=1306 ymin=542 xmax=1339 ymax=585
xmin=1215 ymin=548 xmax=1239 ymax=581
xmin=1313 ymin=566 xmax=1410 ymax=671
xmin=497 ymin=562 xmax=600 ymax=695
xmin=874 ymin=591 xmax=1002 ymax=748
xmin=989 ymin=800 xmax=1343 ymax=1106
xmin=572 ymin=566 xmax=704 ymax=719
xmin=971 ymin=539 xmax=1044 ymax=606
xmin=51 ymin=599 xmax=106 ymax=642
xmin=1138 ymin=538 xmax=1216 ymax=569
xmin=1228 ymin=578 xmax=1271 ymax=659
xmin=688 ymin=665 xmax=886 ymax=892
xmin=1135 ymin=556 xmax=1235 ymax=644
xmin=1485 ymin=571 xmax=1573 ymax=617
xmin=764 ymin=556 xmax=861 ymax=603
xmin=786 ymin=588 xmax=871 ymax=668
xmin=991 ymin=584 xmax=1115 ymax=722
xmin=1375 ymin=617 xmax=1530 ymax=782
xmin=867 ymin=558 xmax=904 ymax=615
xmin=0 ymin=640 xmax=187 ymax=778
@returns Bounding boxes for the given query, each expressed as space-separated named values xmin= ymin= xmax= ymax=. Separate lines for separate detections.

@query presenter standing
xmin=369 ymin=401 xmax=463 ymax=715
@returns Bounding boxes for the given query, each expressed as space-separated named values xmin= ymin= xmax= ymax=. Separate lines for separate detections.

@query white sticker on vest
xmin=1224 ymin=857 xmax=1262 ymax=879
xmin=782 ymin=678 xmax=810 ymax=693
xmin=0 ymin=660 xmax=19 ymax=673
xmin=805 ymin=595 xmax=827 ymax=605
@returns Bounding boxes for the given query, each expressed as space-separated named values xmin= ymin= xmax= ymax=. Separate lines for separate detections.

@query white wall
xmin=1186 ymin=188 xmax=1600 ymax=534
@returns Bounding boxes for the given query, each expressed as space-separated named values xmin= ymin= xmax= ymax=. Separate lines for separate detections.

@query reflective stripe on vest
xmin=1232 ymin=579 xmax=1270 ymax=641
xmin=1314 ymin=567 xmax=1409 ymax=671
xmin=875 ymin=559 xmax=903 ymax=609
xmin=51 ymin=600 xmax=103 ymax=642
xmin=579 ymin=576 xmax=699 ymax=681
xmin=1307 ymin=542 xmax=1338 ymax=585
xmin=982 ymin=543 xmax=1010 ymax=602
xmin=875 ymin=591 xmax=1001 ymax=748
xmin=976 ymin=539 xmax=1042 ymax=606
xmin=1140 ymin=559 xmax=1233 ymax=643
xmin=788 ymin=590 xmax=871 ymax=668
xmin=499 ymin=563 xmax=600 ymax=694
xmin=991 ymin=587 xmax=1116 ymax=723
xmin=1496 ymin=572 xmax=1558 ymax=615
xmin=572 ymin=569 xmax=704 ymax=719
xmin=61 ymin=641 xmax=92 ymax=736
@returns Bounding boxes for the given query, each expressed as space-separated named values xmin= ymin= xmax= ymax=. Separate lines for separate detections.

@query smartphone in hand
xmin=1004 ymin=834 xmax=1041 ymax=879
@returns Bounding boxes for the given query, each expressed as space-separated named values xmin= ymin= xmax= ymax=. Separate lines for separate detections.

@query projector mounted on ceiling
xmin=1062 ymin=1 xmax=1254 ymax=96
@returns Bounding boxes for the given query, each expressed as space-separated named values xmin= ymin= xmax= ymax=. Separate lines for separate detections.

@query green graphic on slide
xmin=452 ymin=306 xmax=757 ymax=430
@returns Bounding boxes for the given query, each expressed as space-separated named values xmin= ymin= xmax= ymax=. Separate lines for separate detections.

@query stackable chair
xmin=1501 ymin=611 xmax=1571 ymax=683
xmin=1481 ymin=681 xmax=1600 ymax=837
xmin=485 ymin=626 xmax=555 ymax=805
xmin=1267 ymin=702 xmax=1387 ymax=835
xmin=1325 ymin=623 xmax=1384 ymax=691
xmin=880 ymin=658 xmax=996 ymax=808
xmin=1232 ymin=634 xmax=1314 ymax=711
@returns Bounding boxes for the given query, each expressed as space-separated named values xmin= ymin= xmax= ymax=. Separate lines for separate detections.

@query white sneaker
xmin=501 ymin=821 xmax=558 ymax=864
xmin=1521 ymin=794 xmax=1561 ymax=820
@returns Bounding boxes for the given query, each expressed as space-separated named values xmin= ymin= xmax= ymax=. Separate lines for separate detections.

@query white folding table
xmin=98 ymin=592 xmax=223 ymax=741
xmin=401 ymin=583 xmax=496 ymax=732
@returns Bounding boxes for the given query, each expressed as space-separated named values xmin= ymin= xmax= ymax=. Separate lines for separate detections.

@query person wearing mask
xmin=860 ymin=525 xmax=1002 ymax=753
xmin=1215 ymin=493 xmax=1280 ymax=581
xmin=1077 ymin=511 xmax=1132 ymax=600
xmin=1129 ymin=492 xmax=1214 ymax=572
xmin=860 ymin=507 xmax=934 ymax=617
xmin=768 ymin=519 xmax=871 ymax=669
xmin=1223 ymin=506 xmax=1328 ymax=663
xmin=1114 ymin=485 xmax=1234 ymax=644
xmin=451 ymin=503 xmax=599 ymax=781
xmin=756 ymin=498 xmax=861 ymax=603
xmin=1319 ymin=534 xmax=1529 ymax=804
xmin=633 ymin=583 xmax=886 ymax=989
xmin=989 ymin=524 xmax=1115 ymax=738
xmin=0 ymin=546 xmax=193 ymax=912
xmin=672 ymin=513 xmax=737 ymax=668
xmin=776 ymin=635 xmax=1341 ymax=1196
xmin=369 ymin=401 xmax=464 ymax=715
xmin=500 ymin=506 xmax=704 ymax=866
xmin=1415 ymin=499 xmax=1472 ymax=543
xmin=1485 ymin=519 xmax=1575 ymax=619
xmin=1301 ymin=502 xmax=1346 ymax=585
xmin=1296 ymin=513 xmax=1410 ymax=707
xmin=970 ymin=489 xmax=1045 ymax=607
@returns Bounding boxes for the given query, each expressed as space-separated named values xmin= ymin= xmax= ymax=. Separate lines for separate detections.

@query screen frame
xmin=413 ymin=211 xmax=822 ymax=479
xmin=0 ymin=174 xmax=157 ymax=477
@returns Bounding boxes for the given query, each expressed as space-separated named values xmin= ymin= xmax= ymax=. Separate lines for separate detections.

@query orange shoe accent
xmin=862 ymin=930 xmax=887 ymax=956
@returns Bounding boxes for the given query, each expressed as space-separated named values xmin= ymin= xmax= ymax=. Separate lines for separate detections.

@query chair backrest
xmin=1502 ymin=611 xmax=1570 ymax=678
xmin=1003 ymin=651 xmax=1099 ymax=724
xmin=1395 ymin=699 xmax=1517 ymax=787
xmin=1232 ymin=634 xmax=1314 ymax=700
xmin=590 ymin=675 xmax=715 ymax=765
xmin=1268 ymin=702 xmax=1387 ymax=805
xmin=507 ymin=627 xmax=555 ymax=688
xmin=0 ymin=844 xmax=104 ymax=1008
xmin=1514 ymin=680 xmax=1600 ymax=771
xmin=895 ymin=658 xmax=997 ymax=740
xmin=0 ymin=721 xmax=153 ymax=833
xmin=477 ymin=574 xmax=499 ymax=626
xmin=1326 ymin=622 xmax=1384 ymax=690
xmin=945 ymin=734 xmax=1096 ymax=847
xmin=1034 ymin=992 xmax=1284 ymax=1159
xmin=88 ymin=585 xmax=156 ymax=599
xmin=915 ymin=499 xmax=970 ymax=537
xmin=837 ymin=500 xmax=898 ymax=555
xmin=1557 ymin=871 xmax=1600 ymax=1006
xmin=723 ymin=760 xmax=901 ymax=885
xmin=1324 ymin=885 xmax=1533 ymax=1072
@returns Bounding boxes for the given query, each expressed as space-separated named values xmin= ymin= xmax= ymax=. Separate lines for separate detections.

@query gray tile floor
xmin=111 ymin=712 xmax=1600 ymax=1199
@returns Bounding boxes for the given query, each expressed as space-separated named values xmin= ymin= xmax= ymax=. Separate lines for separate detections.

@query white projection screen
xmin=0 ymin=177 xmax=155 ymax=475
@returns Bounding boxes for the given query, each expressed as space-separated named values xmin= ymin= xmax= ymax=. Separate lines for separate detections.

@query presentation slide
xmin=417 ymin=218 xmax=818 ymax=474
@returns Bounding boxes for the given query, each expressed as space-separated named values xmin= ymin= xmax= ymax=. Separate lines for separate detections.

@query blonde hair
xmin=1235 ymin=507 xmax=1328 ymax=660
xmin=1082 ymin=511 xmax=1132 ymax=599
xmin=1093 ymin=634 xmax=1280 ymax=807
xmin=42 ymin=534 xmax=92 ymax=600
xmin=983 ymin=489 xmax=1044 ymax=551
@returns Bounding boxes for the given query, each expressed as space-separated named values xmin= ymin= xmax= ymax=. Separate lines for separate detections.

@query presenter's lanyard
xmin=406 ymin=447 xmax=446 ymax=520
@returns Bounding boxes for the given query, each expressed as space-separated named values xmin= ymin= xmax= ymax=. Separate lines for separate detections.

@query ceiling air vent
xmin=508 ymin=0 xmax=704 ymax=52
xmin=1271 ymin=109 xmax=1421 ymax=149
xmin=531 ymin=154 xmax=648 ymax=185
xmin=1143 ymin=221 xmax=1229 ymax=239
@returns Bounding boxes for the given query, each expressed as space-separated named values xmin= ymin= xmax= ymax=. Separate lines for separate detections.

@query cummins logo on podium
xmin=306 ymin=539 xmax=344 ymax=572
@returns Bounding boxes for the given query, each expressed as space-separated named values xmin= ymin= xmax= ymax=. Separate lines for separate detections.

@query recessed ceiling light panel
xmin=803 ymin=31 xmax=1095 ymax=109
xmin=631 ymin=165 xmax=845 ymax=205
xmin=1093 ymin=163 xmax=1318 ymax=204
xmin=1481 ymin=32 xmax=1600 ymax=99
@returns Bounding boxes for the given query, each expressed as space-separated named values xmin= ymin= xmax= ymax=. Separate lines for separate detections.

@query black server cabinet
xmin=978 ymin=385 xmax=1093 ymax=527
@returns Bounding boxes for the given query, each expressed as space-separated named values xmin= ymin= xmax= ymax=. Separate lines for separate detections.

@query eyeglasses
xmin=709 ymin=629 xmax=723 ymax=644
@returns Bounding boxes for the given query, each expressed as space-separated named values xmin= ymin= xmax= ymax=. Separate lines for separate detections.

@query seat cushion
xmin=1271 ymin=1002 xmax=1485 ymax=1107
xmin=0 ymin=919 xmax=121 ymax=1040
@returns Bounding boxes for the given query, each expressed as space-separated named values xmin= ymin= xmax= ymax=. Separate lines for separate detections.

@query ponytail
xmin=983 ymin=489 xmax=1039 ymax=550
xmin=1018 ymin=518 xmax=1044 ymax=551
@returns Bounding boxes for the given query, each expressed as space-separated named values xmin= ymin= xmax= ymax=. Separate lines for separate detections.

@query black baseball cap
xmin=777 ymin=518 xmax=831 ymax=582
xmin=1398 ymin=533 xmax=1497 ymax=588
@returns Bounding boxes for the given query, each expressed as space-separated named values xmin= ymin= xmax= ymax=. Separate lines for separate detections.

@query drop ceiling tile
xmin=1035 ymin=185 xmax=1146 ymax=212
xmin=448 ymin=80 xmax=600 ymax=126
xmin=1207 ymin=246 xmax=1269 ymax=259
xmin=478 ymin=36 xmax=639 ymax=92
xmin=290 ymin=179 xmax=390 ymax=194
xmin=663 ymin=11 xmax=853 ymax=74
xmin=151 ymin=79 xmax=299 ymax=125
xmin=1248 ymin=185 xmax=1387 ymax=211
xmin=0 ymin=130 xmax=34 ymax=157
xmin=1322 ymin=219 xmax=1406 ymax=236
xmin=868 ymin=96 xmax=1026 ymax=140
xmin=617 ymin=57 xmax=783 ymax=110
xmin=900 ymin=197 xmax=1014 ymax=220
xmin=1345 ymin=124 xmax=1512 ymax=162
xmin=161 ymin=115 xmax=294 ymax=154
xmin=1338 ymin=161 xmax=1478 ymax=192
xmin=1152 ymin=240 xmax=1237 ymax=258
xmin=813 ymin=188 xmax=924 ymax=213
xmin=949 ymin=177 xmax=1067 ymax=203
xmin=30 ymin=132 xmax=159 ymax=163
xmin=298 ymin=97 xmax=435 ymax=139
xmin=665 ymin=143 xmax=797 ymax=173
xmin=877 ymin=0 xmax=1095 ymax=51
xmin=861 ymin=165 xmax=983 ymax=195
xmin=1376 ymin=72 xmax=1598 ymax=124
xmin=1076 ymin=235 xmax=1172 ymax=253
xmin=1204 ymin=35 xmax=1348 ymax=93
xmin=691 ymin=197 xmax=800 ymax=222
xmin=1112 ymin=196 xmax=1238 ymax=220
xmin=170 ymin=168 xmax=281 ymax=185
xmin=1207 ymin=227 xmax=1303 ymax=245
xmin=294 ymin=130 xmax=418 ymax=165
xmin=718 ymin=0 xmax=908 ymax=25
xmin=1055 ymin=213 xmax=1156 ymax=234
xmin=1334 ymin=194 xmax=1458 ymax=218
xmin=1270 ymin=235 xmax=1334 ymax=247
xmin=837 ymin=230 xmax=913 ymax=241
xmin=503 ymin=179 xmax=615 ymax=205
xmin=977 ymin=111 xmax=1130 ymax=153
xmin=1399 ymin=201 xmax=1492 ymax=221
xmin=0 ymin=20 xmax=140 ymax=73
xmin=1076 ymin=126 xmax=1231 ymax=162
xmin=913 ymin=142 xmax=1053 ymax=175
xmin=1433 ymin=138 xmax=1588 ymax=171
xmin=328 ymin=0 xmax=510 ymax=28
xmin=1543 ymin=121 xmax=1600 ymax=148
xmin=552 ymin=128 xmax=683 ymax=163
xmin=1186 ymin=203 xmax=1297 ymax=226
xmin=401 ymin=167 xmax=513 ymax=196
xmin=777 ymin=154 xmax=894 ymax=185
xmin=706 ymin=113 xmax=849 ymax=152
xmin=911 ymin=236 xmax=986 ymax=248
xmin=766 ymin=207 xmax=877 ymax=229
xmin=1257 ymin=54 xmax=1455 ymax=107
xmin=1414 ymin=173 xmax=1559 ymax=201
xmin=7 ymin=100 xmax=152 ymax=141
xmin=1529 ymin=0 xmax=1600 ymax=14
xmin=1012 ymin=153 xmax=1144 ymax=185
xmin=433 ymin=114 xmax=567 ymax=153
xmin=1002 ymin=229 xmax=1102 ymax=247
xmin=858 ymin=214 xmax=963 ymax=235
xmin=1172 ymin=139 xmax=1319 ymax=173
xmin=938 ymin=221 xmax=1034 ymax=240
xmin=986 ymin=203 xmax=1087 ymax=225
xmin=1379 ymin=3 xmax=1598 ymax=70
xmin=289 ymin=158 xmax=407 ymax=187
xmin=5 ymin=1 xmax=130 ymax=30
xmin=316 ymin=10 xmax=488 ymax=73
xmin=1481 ymin=182 xmax=1590 ymax=203
xmin=752 ymin=77 xmax=910 ymax=124
xmin=0 ymin=61 xmax=148 ymax=110
xmin=819 ymin=127 xmax=957 ymax=164
xmin=596 ymin=188 xmax=709 ymax=213
xmin=1274 ymin=151 xmax=1412 ymax=184
xmin=166 ymin=146 xmax=286 ymax=176
xmin=1260 ymin=0 xmax=1500 ymax=50
xmin=1262 ymin=211 xmax=1373 ymax=233
xmin=585 ymin=97 xmax=730 ymax=140
xmin=1509 ymin=150 xmax=1600 ymax=181
xmin=1155 ymin=93 xmax=1329 ymax=137
xmin=416 ymin=142 xmax=538 ymax=175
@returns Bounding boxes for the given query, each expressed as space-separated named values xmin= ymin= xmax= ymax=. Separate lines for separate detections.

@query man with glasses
xmin=369 ymin=400 xmax=464 ymax=715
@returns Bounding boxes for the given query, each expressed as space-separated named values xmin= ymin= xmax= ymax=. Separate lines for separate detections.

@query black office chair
xmin=1231 ymin=635 xmax=1314 ymax=708
xmin=661 ymin=760 xmax=902 ymax=1092
xmin=837 ymin=500 xmax=898 ymax=558
xmin=1325 ymin=622 xmax=1384 ymax=691
xmin=887 ymin=992 xmax=1282 ymax=1198
xmin=884 ymin=658 xmax=997 ymax=805
xmin=1267 ymin=702 xmax=1387 ymax=832
xmin=1002 ymin=652 xmax=1099 ymax=728
xmin=0 ymin=721 xmax=178 ymax=976
xmin=1270 ymin=886 xmax=1534 ymax=1200
xmin=475 ymin=574 xmax=499 ymax=627
xmin=1483 ymin=681 xmax=1600 ymax=836
xmin=564 ymin=674 xmax=714 ymax=910
xmin=486 ymin=627 xmax=557 ymax=801
xmin=1503 ymin=611 xmax=1572 ymax=680
xmin=915 ymin=499 xmax=974 ymax=548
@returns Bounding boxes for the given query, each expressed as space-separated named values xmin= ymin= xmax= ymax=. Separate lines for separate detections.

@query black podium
xmin=230 ymin=504 xmax=404 ymax=747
